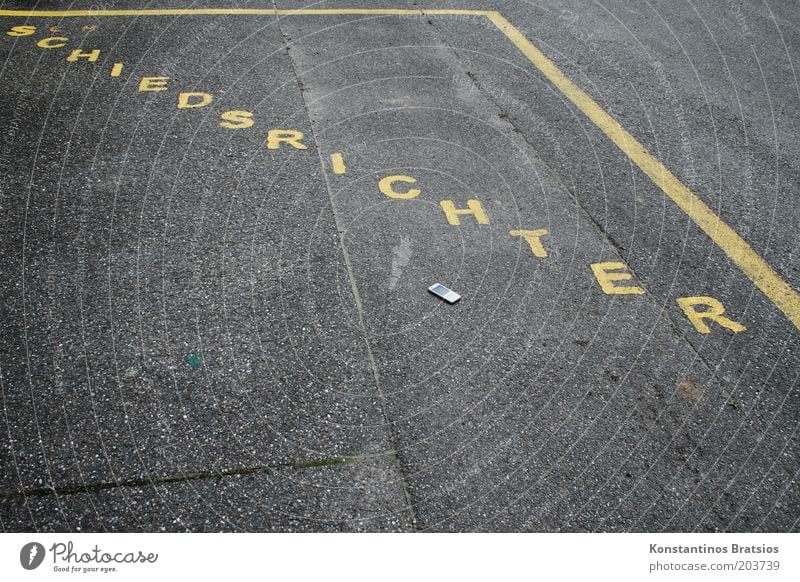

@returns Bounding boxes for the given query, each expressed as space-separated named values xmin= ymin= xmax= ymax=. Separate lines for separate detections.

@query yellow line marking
xmin=486 ymin=11 xmax=800 ymax=330
xmin=331 ymin=152 xmax=346 ymax=174
xmin=1 ymin=8 xmax=796 ymax=328
xmin=0 ymin=9 xmax=492 ymax=17
xmin=278 ymin=9 xmax=491 ymax=16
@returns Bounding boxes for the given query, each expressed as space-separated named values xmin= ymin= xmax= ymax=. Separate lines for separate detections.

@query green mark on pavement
xmin=185 ymin=353 xmax=203 ymax=369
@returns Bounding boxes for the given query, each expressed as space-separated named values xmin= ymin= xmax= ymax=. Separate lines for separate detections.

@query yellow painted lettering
xmin=590 ymin=261 xmax=645 ymax=295
xmin=110 ymin=62 xmax=123 ymax=77
xmin=66 ymin=48 xmax=100 ymax=62
xmin=6 ymin=25 xmax=36 ymax=37
xmin=36 ymin=36 xmax=69 ymax=49
xmin=219 ymin=110 xmax=254 ymax=129
xmin=676 ymin=296 xmax=746 ymax=334
xmin=178 ymin=92 xmax=213 ymax=109
xmin=509 ymin=229 xmax=549 ymax=257
xmin=440 ymin=199 xmax=489 ymax=225
xmin=331 ymin=153 xmax=346 ymax=175
xmin=379 ymin=175 xmax=420 ymax=199
xmin=138 ymin=76 xmax=169 ymax=92
xmin=266 ymin=129 xmax=307 ymax=150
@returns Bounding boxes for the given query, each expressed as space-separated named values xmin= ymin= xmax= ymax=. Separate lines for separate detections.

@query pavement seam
xmin=426 ymin=14 xmax=798 ymax=528
xmin=271 ymin=1 xmax=418 ymax=532
xmin=0 ymin=452 xmax=398 ymax=501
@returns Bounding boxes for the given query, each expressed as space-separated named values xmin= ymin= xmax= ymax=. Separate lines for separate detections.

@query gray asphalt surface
xmin=0 ymin=0 xmax=797 ymax=532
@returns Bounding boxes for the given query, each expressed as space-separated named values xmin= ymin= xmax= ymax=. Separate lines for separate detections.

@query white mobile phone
xmin=428 ymin=283 xmax=461 ymax=304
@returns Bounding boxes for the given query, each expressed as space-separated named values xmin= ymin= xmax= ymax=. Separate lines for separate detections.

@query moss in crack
xmin=1 ymin=453 xmax=397 ymax=500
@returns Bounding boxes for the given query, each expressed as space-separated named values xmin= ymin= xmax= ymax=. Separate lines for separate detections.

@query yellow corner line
xmin=0 ymin=8 xmax=492 ymax=17
xmin=486 ymin=11 xmax=800 ymax=330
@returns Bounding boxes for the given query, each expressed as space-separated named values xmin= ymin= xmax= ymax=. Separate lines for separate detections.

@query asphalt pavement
xmin=0 ymin=0 xmax=797 ymax=532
